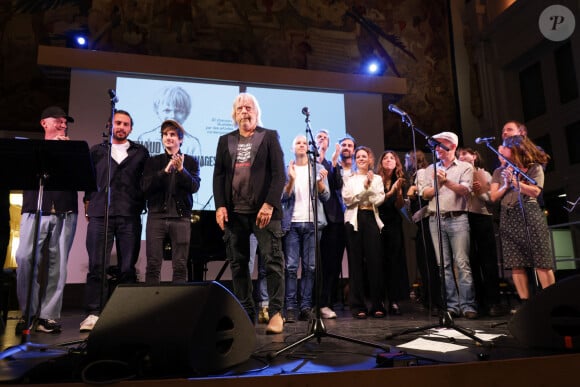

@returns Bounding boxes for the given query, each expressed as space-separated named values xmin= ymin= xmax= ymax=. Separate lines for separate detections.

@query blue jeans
xmin=224 ymin=213 xmax=284 ymax=322
xmin=429 ymin=214 xmax=476 ymax=314
xmin=16 ymin=212 xmax=77 ymax=320
xmin=283 ymin=222 xmax=316 ymax=311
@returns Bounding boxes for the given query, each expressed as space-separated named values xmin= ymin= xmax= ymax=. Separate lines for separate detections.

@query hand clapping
xmin=365 ymin=171 xmax=374 ymax=189
xmin=500 ymin=167 xmax=515 ymax=190
xmin=165 ymin=153 xmax=184 ymax=173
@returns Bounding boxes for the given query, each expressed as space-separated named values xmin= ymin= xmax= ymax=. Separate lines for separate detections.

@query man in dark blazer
xmin=81 ymin=109 xmax=149 ymax=333
xmin=213 ymin=92 xmax=285 ymax=334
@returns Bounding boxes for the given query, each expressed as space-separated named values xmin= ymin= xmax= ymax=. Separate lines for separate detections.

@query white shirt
xmin=342 ymin=173 xmax=385 ymax=231
xmin=111 ymin=142 xmax=130 ymax=164
xmin=291 ymin=164 xmax=313 ymax=222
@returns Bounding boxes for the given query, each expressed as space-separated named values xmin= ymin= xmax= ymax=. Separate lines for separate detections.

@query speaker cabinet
xmin=86 ymin=281 xmax=256 ymax=377
xmin=508 ymin=275 xmax=580 ymax=350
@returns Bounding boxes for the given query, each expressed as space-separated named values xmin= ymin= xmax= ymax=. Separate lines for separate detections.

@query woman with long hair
xmin=490 ymin=135 xmax=554 ymax=311
xmin=376 ymin=151 xmax=409 ymax=315
xmin=342 ymin=146 xmax=385 ymax=318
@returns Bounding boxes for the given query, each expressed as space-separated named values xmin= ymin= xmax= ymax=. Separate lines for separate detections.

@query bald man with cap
xmin=15 ymin=106 xmax=77 ymax=335
xmin=417 ymin=131 xmax=478 ymax=319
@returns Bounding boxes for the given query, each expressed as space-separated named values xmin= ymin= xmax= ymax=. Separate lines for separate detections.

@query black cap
xmin=161 ymin=119 xmax=185 ymax=139
xmin=40 ymin=106 xmax=74 ymax=123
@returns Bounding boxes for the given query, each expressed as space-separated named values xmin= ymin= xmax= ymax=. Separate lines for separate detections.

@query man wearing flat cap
xmin=141 ymin=119 xmax=201 ymax=283
xmin=14 ymin=106 xmax=77 ymax=335
xmin=417 ymin=131 xmax=478 ymax=319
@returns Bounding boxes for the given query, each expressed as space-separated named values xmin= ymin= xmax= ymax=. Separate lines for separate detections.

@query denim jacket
xmin=281 ymin=162 xmax=330 ymax=232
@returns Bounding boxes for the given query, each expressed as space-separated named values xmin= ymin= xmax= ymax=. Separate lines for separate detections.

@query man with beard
xmin=81 ymin=110 xmax=150 ymax=332
xmin=315 ymin=129 xmax=345 ymax=319
xmin=338 ymin=134 xmax=356 ymax=177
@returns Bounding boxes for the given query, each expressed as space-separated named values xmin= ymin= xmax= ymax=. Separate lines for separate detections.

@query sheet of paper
xmin=424 ymin=328 xmax=505 ymax=341
xmin=397 ymin=337 xmax=468 ymax=353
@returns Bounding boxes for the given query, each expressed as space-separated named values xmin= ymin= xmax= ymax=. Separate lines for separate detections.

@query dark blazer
xmin=84 ymin=140 xmax=149 ymax=217
xmin=320 ymin=158 xmax=345 ymax=224
xmin=213 ymin=126 xmax=285 ymax=220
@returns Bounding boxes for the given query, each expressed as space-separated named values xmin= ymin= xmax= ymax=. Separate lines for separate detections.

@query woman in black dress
xmin=376 ymin=151 xmax=409 ymax=315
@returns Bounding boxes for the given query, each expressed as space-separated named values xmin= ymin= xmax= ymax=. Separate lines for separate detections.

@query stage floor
xmin=1 ymin=297 xmax=574 ymax=385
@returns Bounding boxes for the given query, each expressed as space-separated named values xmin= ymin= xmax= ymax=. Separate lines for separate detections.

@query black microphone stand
xmin=478 ymin=139 xmax=539 ymax=308
xmin=268 ymin=109 xmax=388 ymax=360
xmin=98 ymin=90 xmax=118 ymax=312
xmin=385 ymin=113 xmax=489 ymax=346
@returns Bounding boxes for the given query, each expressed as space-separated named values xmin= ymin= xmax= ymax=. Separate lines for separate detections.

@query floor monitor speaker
xmin=508 ymin=275 xmax=580 ymax=350
xmin=85 ymin=281 xmax=256 ymax=377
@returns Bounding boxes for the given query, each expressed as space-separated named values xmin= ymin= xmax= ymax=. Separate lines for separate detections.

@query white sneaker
xmin=80 ymin=314 xmax=99 ymax=332
xmin=320 ymin=307 xmax=337 ymax=319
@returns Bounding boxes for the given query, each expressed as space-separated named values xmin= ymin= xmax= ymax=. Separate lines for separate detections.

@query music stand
xmin=0 ymin=139 xmax=95 ymax=358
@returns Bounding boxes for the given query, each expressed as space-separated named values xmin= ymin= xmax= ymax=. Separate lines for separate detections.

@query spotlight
xmin=75 ymin=36 xmax=87 ymax=47
xmin=362 ymin=57 xmax=386 ymax=75
xmin=65 ymin=29 xmax=90 ymax=49
xmin=367 ymin=61 xmax=381 ymax=74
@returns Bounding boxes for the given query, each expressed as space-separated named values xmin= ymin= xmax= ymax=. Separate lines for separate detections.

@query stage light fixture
xmin=75 ymin=36 xmax=87 ymax=47
xmin=362 ymin=57 xmax=386 ymax=76
xmin=65 ymin=29 xmax=90 ymax=49
xmin=368 ymin=61 xmax=380 ymax=74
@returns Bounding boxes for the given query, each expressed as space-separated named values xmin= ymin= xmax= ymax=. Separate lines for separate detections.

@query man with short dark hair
xmin=338 ymin=134 xmax=356 ymax=176
xmin=81 ymin=110 xmax=149 ymax=332
xmin=142 ymin=119 xmax=200 ymax=284
xmin=315 ymin=129 xmax=345 ymax=319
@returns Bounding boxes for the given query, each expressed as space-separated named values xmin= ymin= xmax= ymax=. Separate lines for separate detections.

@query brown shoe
xmin=463 ymin=311 xmax=478 ymax=319
xmin=266 ymin=312 xmax=284 ymax=334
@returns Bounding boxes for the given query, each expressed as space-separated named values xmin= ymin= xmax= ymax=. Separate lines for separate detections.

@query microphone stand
xmin=0 ymin=170 xmax=57 ymax=359
xmin=385 ymin=112 xmax=489 ymax=346
xmin=478 ymin=139 xmax=539 ymax=302
xmin=268 ymin=110 xmax=388 ymax=359
xmin=98 ymin=91 xmax=118 ymax=312
xmin=478 ymin=139 xmax=537 ymax=186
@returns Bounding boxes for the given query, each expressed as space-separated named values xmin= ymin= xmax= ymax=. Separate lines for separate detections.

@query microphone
xmin=388 ymin=104 xmax=407 ymax=117
xmin=475 ymin=136 xmax=496 ymax=144
xmin=301 ymin=107 xmax=310 ymax=116
xmin=108 ymin=89 xmax=118 ymax=103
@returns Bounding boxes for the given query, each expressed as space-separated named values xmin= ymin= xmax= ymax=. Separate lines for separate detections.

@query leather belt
xmin=430 ymin=210 xmax=466 ymax=218
xmin=358 ymin=205 xmax=374 ymax=211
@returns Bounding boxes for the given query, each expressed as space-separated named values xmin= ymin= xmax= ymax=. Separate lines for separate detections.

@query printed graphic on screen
xmin=115 ymin=77 xmax=238 ymax=212
xmin=114 ymin=76 xmax=346 ymax=240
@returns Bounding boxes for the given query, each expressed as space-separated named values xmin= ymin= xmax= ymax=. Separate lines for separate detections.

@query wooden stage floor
xmin=1 ymin=292 xmax=578 ymax=386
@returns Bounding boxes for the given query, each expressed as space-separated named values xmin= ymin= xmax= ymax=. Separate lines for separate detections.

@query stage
xmin=1 ymin=294 xmax=578 ymax=386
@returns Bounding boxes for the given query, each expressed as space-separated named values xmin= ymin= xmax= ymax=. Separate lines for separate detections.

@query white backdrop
xmin=65 ymin=69 xmax=383 ymax=283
